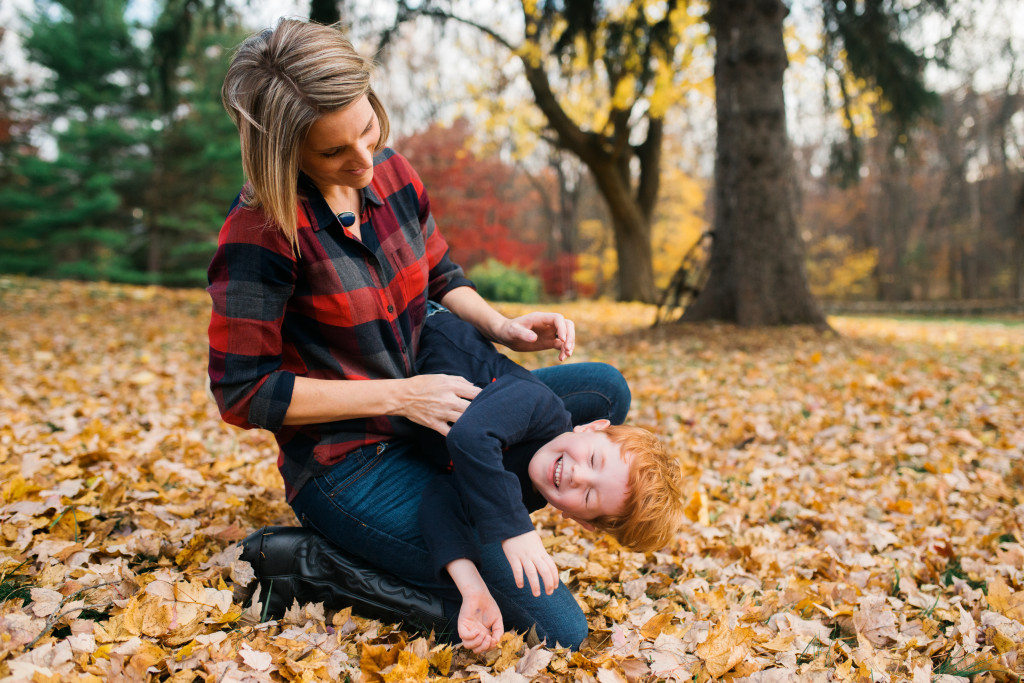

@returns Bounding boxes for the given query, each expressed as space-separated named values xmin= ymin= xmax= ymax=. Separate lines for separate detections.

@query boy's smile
xmin=528 ymin=420 xmax=632 ymax=522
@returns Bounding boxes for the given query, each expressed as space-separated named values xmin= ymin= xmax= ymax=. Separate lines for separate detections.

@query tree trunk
xmin=519 ymin=51 xmax=659 ymax=303
xmin=588 ymin=159 xmax=656 ymax=302
xmin=1016 ymin=184 xmax=1024 ymax=300
xmin=684 ymin=0 xmax=826 ymax=326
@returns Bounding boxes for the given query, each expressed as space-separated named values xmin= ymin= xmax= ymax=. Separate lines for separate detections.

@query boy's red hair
xmin=587 ymin=425 xmax=684 ymax=552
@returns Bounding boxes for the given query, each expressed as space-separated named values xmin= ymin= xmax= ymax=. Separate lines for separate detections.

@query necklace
xmin=336 ymin=191 xmax=361 ymax=228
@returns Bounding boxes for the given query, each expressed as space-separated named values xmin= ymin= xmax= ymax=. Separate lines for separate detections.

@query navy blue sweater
xmin=414 ymin=311 xmax=572 ymax=579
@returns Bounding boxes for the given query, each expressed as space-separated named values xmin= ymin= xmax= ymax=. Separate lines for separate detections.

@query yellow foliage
xmin=806 ymin=235 xmax=878 ymax=299
xmin=652 ymin=167 xmax=708 ymax=289
xmin=611 ymin=74 xmax=638 ymax=111
xmin=572 ymin=165 xmax=706 ymax=296
xmin=830 ymin=56 xmax=882 ymax=138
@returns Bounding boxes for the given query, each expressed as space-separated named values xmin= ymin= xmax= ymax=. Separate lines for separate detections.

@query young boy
xmin=414 ymin=307 xmax=684 ymax=652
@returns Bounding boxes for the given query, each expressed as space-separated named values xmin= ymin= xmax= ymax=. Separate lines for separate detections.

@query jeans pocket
xmin=318 ymin=442 xmax=386 ymax=499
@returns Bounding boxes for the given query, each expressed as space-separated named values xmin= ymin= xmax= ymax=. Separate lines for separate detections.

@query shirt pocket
xmin=390 ymin=242 xmax=429 ymax=306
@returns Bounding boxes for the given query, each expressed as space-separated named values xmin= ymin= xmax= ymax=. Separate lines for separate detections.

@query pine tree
xmin=1 ymin=0 xmax=154 ymax=280
xmin=0 ymin=0 xmax=244 ymax=285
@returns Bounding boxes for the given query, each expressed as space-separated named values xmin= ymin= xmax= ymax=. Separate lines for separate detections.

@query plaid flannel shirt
xmin=207 ymin=148 xmax=472 ymax=500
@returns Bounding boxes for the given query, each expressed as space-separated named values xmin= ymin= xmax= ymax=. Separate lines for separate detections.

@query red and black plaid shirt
xmin=207 ymin=148 xmax=472 ymax=500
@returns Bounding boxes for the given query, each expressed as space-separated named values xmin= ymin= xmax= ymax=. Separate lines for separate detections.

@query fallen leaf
xmin=695 ymin=620 xmax=752 ymax=677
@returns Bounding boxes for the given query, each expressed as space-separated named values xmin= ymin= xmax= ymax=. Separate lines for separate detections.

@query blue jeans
xmin=289 ymin=362 xmax=630 ymax=649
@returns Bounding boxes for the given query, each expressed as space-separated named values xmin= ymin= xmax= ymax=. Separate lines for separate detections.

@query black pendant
xmin=337 ymin=211 xmax=356 ymax=228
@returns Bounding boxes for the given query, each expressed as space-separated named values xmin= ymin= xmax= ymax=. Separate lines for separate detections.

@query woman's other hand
xmin=494 ymin=312 xmax=575 ymax=361
xmin=399 ymin=374 xmax=480 ymax=436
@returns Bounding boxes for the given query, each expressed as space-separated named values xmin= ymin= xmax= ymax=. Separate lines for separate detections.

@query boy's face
xmin=528 ymin=420 xmax=631 ymax=523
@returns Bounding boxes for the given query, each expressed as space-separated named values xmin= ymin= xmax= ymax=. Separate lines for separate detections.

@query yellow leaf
xmin=493 ymin=631 xmax=525 ymax=671
xmin=683 ymin=487 xmax=709 ymax=525
xmin=695 ymin=621 xmax=753 ymax=678
xmin=428 ymin=645 xmax=453 ymax=676
xmin=989 ymin=627 xmax=1017 ymax=654
xmin=129 ymin=640 xmax=167 ymax=671
xmin=987 ymin=577 xmax=1024 ymax=621
xmin=381 ymin=650 xmax=429 ymax=683
xmin=758 ymin=633 xmax=795 ymax=652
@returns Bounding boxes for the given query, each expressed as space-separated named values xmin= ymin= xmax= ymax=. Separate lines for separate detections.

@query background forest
xmin=0 ymin=0 xmax=1022 ymax=306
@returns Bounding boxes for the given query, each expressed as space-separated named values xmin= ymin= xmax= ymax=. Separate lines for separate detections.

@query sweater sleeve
xmin=418 ymin=474 xmax=482 ymax=580
xmin=445 ymin=374 xmax=569 ymax=545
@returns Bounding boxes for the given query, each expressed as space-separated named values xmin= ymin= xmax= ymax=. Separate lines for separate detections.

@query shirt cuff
xmin=248 ymin=370 xmax=295 ymax=432
xmin=475 ymin=509 xmax=536 ymax=547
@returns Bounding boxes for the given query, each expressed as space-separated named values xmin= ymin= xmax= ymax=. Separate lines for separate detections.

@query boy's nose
xmin=571 ymin=466 xmax=591 ymax=487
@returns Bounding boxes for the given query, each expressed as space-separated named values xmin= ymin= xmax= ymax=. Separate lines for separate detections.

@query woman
xmin=209 ymin=19 xmax=630 ymax=649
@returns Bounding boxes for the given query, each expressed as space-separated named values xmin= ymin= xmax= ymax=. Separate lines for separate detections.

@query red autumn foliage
xmin=398 ymin=118 xmax=546 ymax=276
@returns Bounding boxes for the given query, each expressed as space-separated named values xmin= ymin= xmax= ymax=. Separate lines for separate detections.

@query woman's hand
xmin=493 ymin=312 xmax=576 ymax=361
xmin=397 ymin=374 xmax=480 ymax=436
xmin=501 ymin=530 xmax=559 ymax=597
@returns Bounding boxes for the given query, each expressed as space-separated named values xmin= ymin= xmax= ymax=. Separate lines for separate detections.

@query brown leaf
xmin=515 ymin=643 xmax=553 ymax=677
xmin=639 ymin=612 xmax=673 ymax=640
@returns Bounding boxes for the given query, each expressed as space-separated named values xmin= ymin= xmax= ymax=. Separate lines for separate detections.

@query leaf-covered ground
xmin=1 ymin=277 xmax=1023 ymax=682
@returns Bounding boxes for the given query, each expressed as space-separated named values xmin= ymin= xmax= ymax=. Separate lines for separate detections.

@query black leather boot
xmin=236 ymin=526 xmax=455 ymax=638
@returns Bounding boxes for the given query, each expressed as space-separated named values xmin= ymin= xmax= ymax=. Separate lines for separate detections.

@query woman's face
xmin=299 ymin=94 xmax=379 ymax=194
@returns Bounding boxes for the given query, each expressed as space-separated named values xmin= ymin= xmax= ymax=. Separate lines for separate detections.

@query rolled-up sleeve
xmin=207 ymin=208 xmax=298 ymax=432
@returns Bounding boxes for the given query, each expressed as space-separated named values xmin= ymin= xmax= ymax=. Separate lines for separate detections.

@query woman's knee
xmin=595 ymin=362 xmax=631 ymax=424
xmin=533 ymin=362 xmax=632 ymax=426
xmin=543 ymin=606 xmax=589 ymax=650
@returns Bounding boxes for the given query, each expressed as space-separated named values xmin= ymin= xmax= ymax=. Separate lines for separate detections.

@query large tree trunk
xmin=684 ymin=0 xmax=826 ymax=326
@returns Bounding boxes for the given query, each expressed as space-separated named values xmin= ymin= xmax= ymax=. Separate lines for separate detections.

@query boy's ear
xmin=572 ymin=419 xmax=611 ymax=434
xmin=561 ymin=510 xmax=597 ymax=531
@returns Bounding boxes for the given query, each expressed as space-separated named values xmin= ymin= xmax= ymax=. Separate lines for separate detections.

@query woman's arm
xmin=283 ymin=374 xmax=479 ymax=434
xmin=439 ymin=286 xmax=576 ymax=361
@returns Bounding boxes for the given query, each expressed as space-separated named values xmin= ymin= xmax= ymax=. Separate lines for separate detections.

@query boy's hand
xmin=501 ymin=531 xmax=559 ymax=597
xmin=457 ymin=589 xmax=504 ymax=654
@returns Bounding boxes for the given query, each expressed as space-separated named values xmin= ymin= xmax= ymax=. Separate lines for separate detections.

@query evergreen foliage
xmin=0 ymin=0 xmax=244 ymax=286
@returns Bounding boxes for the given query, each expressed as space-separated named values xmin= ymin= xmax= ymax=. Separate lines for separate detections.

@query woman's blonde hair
xmin=221 ymin=19 xmax=390 ymax=251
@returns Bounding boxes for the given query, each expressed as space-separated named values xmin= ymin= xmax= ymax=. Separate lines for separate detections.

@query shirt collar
xmin=298 ymin=172 xmax=384 ymax=233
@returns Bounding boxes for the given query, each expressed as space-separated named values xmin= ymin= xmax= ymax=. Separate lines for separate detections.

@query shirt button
xmin=387 ymin=305 xmax=394 ymax=313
